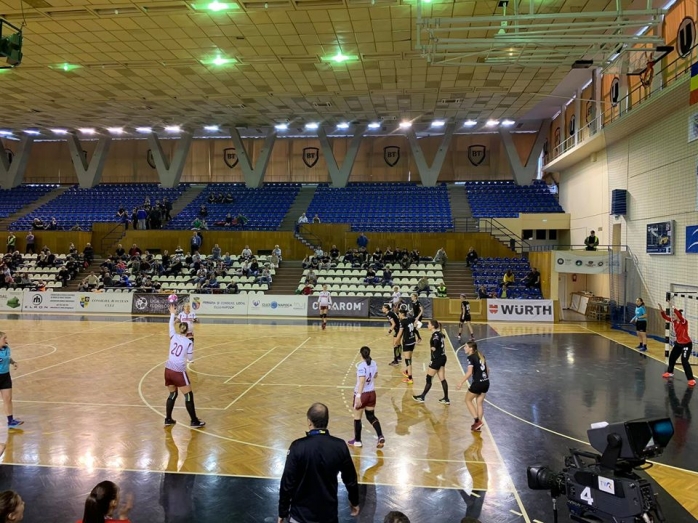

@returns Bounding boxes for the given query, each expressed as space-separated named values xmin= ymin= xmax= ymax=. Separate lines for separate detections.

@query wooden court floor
xmin=0 ymin=316 xmax=695 ymax=521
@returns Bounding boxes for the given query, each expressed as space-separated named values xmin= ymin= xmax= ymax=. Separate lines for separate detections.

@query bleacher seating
xmin=465 ymin=180 xmax=563 ymax=218
xmin=10 ymin=184 xmax=187 ymax=231
xmin=166 ymin=183 xmax=300 ymax=231
xmin=471 ymin=257 xmax=542 ymax=299
xmin=299 ymin=260 xmax=443 ymax=298
xmin=13 ymin=253 xmax=73 ymax=289
xmin=0 ymin=184 xmax=58 ymax=218
xmin=306 ymin=183 xmax=453 ymax=232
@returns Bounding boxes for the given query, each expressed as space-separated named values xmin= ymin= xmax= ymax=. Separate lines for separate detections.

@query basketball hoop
xmin=639 ymin=52 xmax=655 ymax=88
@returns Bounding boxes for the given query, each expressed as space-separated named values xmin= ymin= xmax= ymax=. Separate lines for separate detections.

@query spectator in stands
xmin=225 ymin=193 xmax=234 ymax=203
xmin=503 ymin=269 xmax=515 ymax=285
xmin=310 ymin=256 xmax=319 ymax=270
xmin=115 ymin=244 xmax=126 ymax=259
xmin=382 ymin=267 xmax=393 ymax=287
xmin=199 ymin=205 xmax=208 ymax=219
xmin=477 ymin=285 xmax=490 ymax=299
xmin=174 ymin=246 xmax=184 ymax=256
xmin=415 ymin=276 xmax=431 ymax=296
xmin=241 ymin=245 xmax=252 ymax=260
xmin=329 ymin=245 xmax=339 ymax=261
xmin=144 ymin=196 xmax=151 ymax=207
xmin=238 ymin=259 xmax=250 ymax=277
xmin=434 ymin=247 xmax=447 ymax=266
xmin=400 ymin=252 xmax=411 ymax=270
xmin=24 ymin=232 xmax=34 ymax=255
xmin=191 ymin=217 xmax=207 ymax=230
xmin=249 ymin=258 xmax=260 ymax=277
xmin=131 ymin=208 xmax=137 ymax=230
xmin=136 ymin=207 xmax=147 ymax=230
xmin=190 ymin=232 xmax=201 ymax=254
xmin=584 ymin=230 xmax=599 ymax=251
xmin=211 ymin=244 xmax=221 ymax=260
xmin=226 ymin=281 xmax=239 ymax=294
xmin=149 ymin=206 xmax=162 ymax=230
xmin=319 ymin=256 xmax=332 ymax=270
xmin=71 ymin=223 xmax=83 ymax=231
xmin=273 ymin=245 xmax=282 ymax=262
xmin=466 ymin=247 xmax=479 ymax=267
xmin=384 ymin=511 xmax=410 ymax=523
xmin=36 ymin=279 xmax=46 ymax=291
xmin=302 ymin=253 xmax=313 ymax=269
xmin=356 ymin=232 xmax=369 ymax=250
xmin=364 ymin=267 xmax=379 ymax=285
xmin=47 ymin=217 xmax=57 ymax=230
xmin=117 ymin=207 xmax=129 ymax=229
xmin=32 ymin=217 xmax=45 ymax=230
xmin=6 ymin=233 xmax=15 ymax=254
xmin=313 ymin=214 xmax=321 ymax=223
xmin=69 ymin=243 xmax=78 ymax=256
xmin=410 ymin=250 xmax=420 ymax=264
xmin=19 ymin=272 xmax=32 ymax=289
xmin=300 ymin=282 xmax=314 ymax=295
xmin=83 ymin=243 xmax=94 ymax=264
xmin=270 ymin=252 xmax=280 ymax=269
xmin=298 ymin=212 xmax=309 ymax=225
xmin=384 ymin=246 xmax=395 ymax=263
xmin=163 ymin=197 xmax=173 ymax=222
xmin=86 ymin=272 xmax=100 ymax=290
xmin=222 ymin=252 xmax=232 ymax=267
xmin=498 ymin=282 xmax=510 ymax=298
xmin=129 ymin=244 xmax=142 ymax=258
xmin=524 ymin=268 xmax=541 ymax=290
xmin=314 ymin=246 xmax=324 ymax=258
xmin=257 ymin=268 xmax=272 ymax=285
xmin=436 ymin=281 xmax=447 ymax=297
xmin=306 ymin=269 xmax=318 ymax=286
xmin=220 ymin=213 xmax=234 ymax=227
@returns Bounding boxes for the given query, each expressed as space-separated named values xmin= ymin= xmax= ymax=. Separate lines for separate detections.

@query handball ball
xmin=168 ymin=294 xmax=178 ymax=304
xmin=415 ymin=321 xmax=423 ymax=329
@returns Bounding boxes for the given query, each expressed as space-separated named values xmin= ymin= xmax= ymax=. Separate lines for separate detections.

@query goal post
xmin=664 ymin=291 xmax=698 ymax=366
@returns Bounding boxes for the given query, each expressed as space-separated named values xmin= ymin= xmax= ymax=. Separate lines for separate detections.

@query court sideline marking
xmin=447 ymin=335 xmax=531 ymax=522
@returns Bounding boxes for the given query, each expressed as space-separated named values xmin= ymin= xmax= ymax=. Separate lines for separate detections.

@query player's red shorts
xmin=165 ymin=368 xmax=190 ymax=388
xmin=354 ymin=391 xmax=376 ymax=409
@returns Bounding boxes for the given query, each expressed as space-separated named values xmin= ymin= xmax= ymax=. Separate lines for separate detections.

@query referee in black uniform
xmin=278 ymin=403 xmax=360 ymax=523
xmin=410 ymin=293 xmax=423 ymax=343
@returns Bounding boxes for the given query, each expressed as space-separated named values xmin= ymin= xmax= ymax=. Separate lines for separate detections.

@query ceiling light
xmin=51 ymin=129 xmax=68 ymax=135
xmin=136 ymin=127 xmax=152 ymax=133
xmin=23 ymin=130 xmax=40 ymax=135
xmin=322 ymin=53 xmax=356 ymax=64
xmin=205 ymin=1 xmax=235 ymax=11
xmin=204 ymin=125 xmax=220 ymax=131
xmin=399 ymin=121 xmax=412 ymax=129
xmin=305 ymin=122 xmax=319 ymax=130
xmin=79 ymin=128 xmax=96 ymax=135
xmin=501 ymin=119 xmax=515 ymax=127
xmin=368 ymin=122 xmax=381 ymax=129
xmin=431 ymin=120 xmax=445 ymax=128
xmin=203 ymin=54 xmax=235 ymax=66
xmin=165 ymin=126 xmax=181 ymax=133
xmin=0 ymin=130 xmax=13 ymax=136
xmin=107 ymin=127 xmax=124 ymax=134
xmin=274 ymin=123 xmax=288 ymax=131
xmin=486 ymin=120 xmax=500 ymax=127
xmin=464 ymin=120 xmax=478 ymax=127
xmin=336 ymin=122 xmax=350 ymax=130
xmin=50 ymin=63 xmax=80 ymax=72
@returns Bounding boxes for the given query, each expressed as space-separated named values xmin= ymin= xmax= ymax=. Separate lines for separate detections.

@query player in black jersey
xmin=382 ymin=303 xmax=402 ymax=366
xmin=410 ymin=293 xmax=423 ymax=343
xmin=457 ymin=341 xmax=489 ymax=432
xmin=457 ymin=293 xmax=475 ymax=342
xmin=412 ymin=319 xmax=450 ymax=405
xmin=395 ymin=304 xmax=416 ymax=384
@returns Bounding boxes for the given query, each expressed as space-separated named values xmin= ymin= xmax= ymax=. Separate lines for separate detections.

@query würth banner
xmin=487 ymin=299 xmax=554 ymax=322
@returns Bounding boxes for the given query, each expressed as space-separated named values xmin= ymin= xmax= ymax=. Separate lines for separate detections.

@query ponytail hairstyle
xmin=429 ymin=319 xmax=440 ymax=330
xmin=0 ymin=332 xmax=6 ymax=347
xmin=360 ymin=346 xmax=372 ymax=365
xmin=82 ymin=481 xmax=119 ymax=523
xmin=637 ymin=298 xmax=645 ymax=306
xmin=178 ymin=322 xmax=189 ymax=335
xmin=466 ymin=340 xmax=486 ymax=368
xmin=0 ymin=491 xmax=22 ymax=522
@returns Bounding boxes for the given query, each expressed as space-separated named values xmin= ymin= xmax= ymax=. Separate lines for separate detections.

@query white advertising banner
xmin=74 ymin=293 xmax=133 ymax=313
xmin=487 ymin=299 xmax=554 ymax=322
xmin=189 ymin=294 xmax=249 ymax=316
xmin=248 ymin=295 xmax=308 ymax=317
xmin=0 ymin=291 xmax=23 ymax=311
xmin=553 ymin=251 xmax=623 ymax=274
xmin=22 ymin=291 xmax=77 ymax=312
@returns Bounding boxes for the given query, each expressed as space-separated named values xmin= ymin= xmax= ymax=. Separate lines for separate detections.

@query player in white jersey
xmin=178 ymin=302 xmax=198 ymax=343
xmin=348 ymin=346 xmax=385 ymax=449
xmin=317 ymin=284 xmax=332 ymax=330
xmin=391 ymin=286 xmax=402 ymax=312
xmin=164 ymin=304 xmax=205 ymax=428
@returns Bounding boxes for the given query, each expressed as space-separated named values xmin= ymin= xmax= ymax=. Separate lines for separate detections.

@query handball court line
xmin=12 ymin=334 xmax=155 ymax=380
xmin=224 ymin=337 xmax=310 ymax=409
xmin=447 ymin=335 xmax=531 ymax=523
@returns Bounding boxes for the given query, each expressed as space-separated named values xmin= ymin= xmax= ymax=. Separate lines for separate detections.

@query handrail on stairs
xmin=99 ymin=223 xmax=125 ymax=254
xmin=477 ymin=218 xmax=532 ymax=254
xmin=297 ymin=224 xmax=322 ymax=251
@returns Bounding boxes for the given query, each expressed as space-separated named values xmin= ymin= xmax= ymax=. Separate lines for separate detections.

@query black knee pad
xmin=366 ymin=410 xmax=377 ymax=423
xmin=405 ymin=358 xmax=412 ymax=367
xmin=425 ymin=374 xmax=433 ymax=385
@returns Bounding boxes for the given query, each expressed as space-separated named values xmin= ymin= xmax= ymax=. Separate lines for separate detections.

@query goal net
xmin=664 ymin=291 xmax=698 ymax=366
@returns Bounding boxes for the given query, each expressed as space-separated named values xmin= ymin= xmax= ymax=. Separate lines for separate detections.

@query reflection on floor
xmin=0 ymin=315 xmax=693 ymax=522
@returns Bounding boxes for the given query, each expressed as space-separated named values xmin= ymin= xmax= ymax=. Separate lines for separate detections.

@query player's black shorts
xmin=403 ymin=343 xmax=416 ymax=352
xmin=429 ymin=356 xmax=447 ymax=370
xmin=0 ymin=372 xmax=12 ymax=390
xmin=635 ymin=320 xmax=647 ymax=333
xmin=460 ymin=315 xmax=472 ymax=323
xmin=469 ymin=381 xmax=489 ymax=395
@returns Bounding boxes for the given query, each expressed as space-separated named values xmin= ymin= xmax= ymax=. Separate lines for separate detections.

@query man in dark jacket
xmin=278 ymin=403 xmax=360 ymax=523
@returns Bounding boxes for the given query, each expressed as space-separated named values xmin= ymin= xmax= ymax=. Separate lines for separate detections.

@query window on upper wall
xmin=523 ymin=229 xmax=534 ymax=240
xmin=549 ymin=230 xmax=558 ymax=240
xmin=536 ymin=229 xmax=547 ymax=240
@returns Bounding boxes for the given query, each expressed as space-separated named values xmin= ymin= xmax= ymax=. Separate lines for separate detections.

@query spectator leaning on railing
xmin=584 ymin=230 xmax=599 ymax=251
